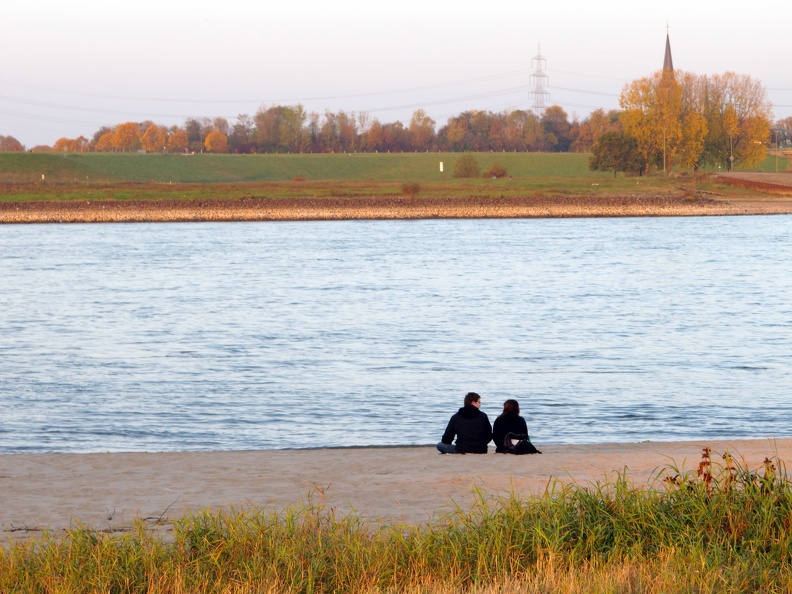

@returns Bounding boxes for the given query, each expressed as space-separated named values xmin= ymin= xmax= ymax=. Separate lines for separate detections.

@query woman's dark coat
xmin=492 ymin=414 xmax=529 ymax=453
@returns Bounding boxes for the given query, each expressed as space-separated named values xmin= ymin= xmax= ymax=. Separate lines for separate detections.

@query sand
xmin=2 ymin=438 xmax=789 ymax=545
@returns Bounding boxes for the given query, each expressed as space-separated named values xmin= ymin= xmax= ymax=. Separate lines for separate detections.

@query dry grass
xmin=4 ymin=450 xmax=792 ymax=593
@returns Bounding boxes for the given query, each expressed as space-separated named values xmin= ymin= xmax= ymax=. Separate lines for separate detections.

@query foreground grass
xmin=3 ymin=450 xmax=792 ymax=593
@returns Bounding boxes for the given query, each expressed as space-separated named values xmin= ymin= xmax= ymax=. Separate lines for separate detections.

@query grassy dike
xmin=3 ymin=451 xmax=792 ymax=593
xmin=0 ymin=152 xmax=606 ymax=184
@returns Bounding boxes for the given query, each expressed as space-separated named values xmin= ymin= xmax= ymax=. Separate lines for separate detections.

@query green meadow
xmin=0 ymin=151 xmax=786 ymax=185
xmin=0 ymin=152 xmax=602 ymax=184
xmin=0 ymin=151 xmax=786 ymax=206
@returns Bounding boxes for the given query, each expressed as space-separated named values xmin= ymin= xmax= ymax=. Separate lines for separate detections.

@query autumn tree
xmin=254 ymin=106 xmax=311 ymax=152
xmin=502 ymin=110 xmax=529 ymax=151
xmin=52 ymin=138 xmax=72 ymax=152
xmin=278 ymin=105 xmax=308 ymax=152
xmin=113 ymin=122 xmax=142 ymax=152
xmin=253 ymin=106 xmax=280 ymax=151
xmin=620 ymin=70 xmax=683 ymax=174
xmin=95 ymin=131 xmax=115 ymax=152
xmin=167 ymin=128 xmax=189 ymax=153
xmin=672 ymin=72 xmax=709 ymax=171
xmin=183 ymin=118 xmax=202 ymax=150
xmin=52 ymin=136 xmax=89 ymax=152
xmin=541 ymin=106 xmax=572 ymax=152
xmin=229 ymin=114 xmax=255 ymax=153
xmin=204 ymin=130 xmax=229 ymax=153
xmin=336 ymin=111 xmax=358 ymax=152
xmin=701 ymin=72 xmax=772 ymax=170
xmin=315 ymin=110 xmax=358 ymax=152
xmin=385 ymin=122 xmax=410 ymax=152
xmin=356 ymin=112 xmax=372 ymax=140
xmin=441 ymin=114 xmax=470 ymax=151
xmin=589 ymin=131 xmax=643 ymax=176
xmin=409 ymin=109 xmax=436 ymax=151
xmin=0 ymin=135 xmax=25 ymax=151
xmin=571 ymin=109 xmax=621 ymax=152
xmin=183 ymin=117 xmax=212 ymax=152
xmin=140 ymin=124 xmax=168 ymax=153
xmin=363 ymin=119 xmax=385 ymax=152
xmin=487 ymin=118 xmax=505 ymax=152
xmin=776 ymin=117 xmax=792 ymax=148
xmin=502 ymin=110 xmax=542 ymax=151
xmin=213 ymin=117 xmax=230 ymax=136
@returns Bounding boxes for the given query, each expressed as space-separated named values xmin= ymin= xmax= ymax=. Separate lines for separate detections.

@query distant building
xmin=663 ymin=32 xmax=674 ymax=72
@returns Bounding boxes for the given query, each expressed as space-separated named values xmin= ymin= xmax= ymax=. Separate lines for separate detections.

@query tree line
xmin=34 ymin=106 xmax=613 ymax=156
xmin=2 ymin=69 xmax=790 ymax=166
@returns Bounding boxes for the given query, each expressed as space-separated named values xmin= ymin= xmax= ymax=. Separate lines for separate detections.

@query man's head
xmin=464 ymin=392 xmax=481 ymax=408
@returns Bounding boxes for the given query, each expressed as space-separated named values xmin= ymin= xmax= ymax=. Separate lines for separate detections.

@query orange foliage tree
xmin=52 ymin=136 xmax=89 ymax=152
xmin=167 ymin=128 xmax=189 ymax=153
xmin=96 ymin=131 xmax=115 ymax=152
xmin=140 ymin=125 xmax=168 ymax=153
xmin=113 ymin=122 xmax=141 ymax=152
xmin=204 ymin=130 xmax=229 ymax=153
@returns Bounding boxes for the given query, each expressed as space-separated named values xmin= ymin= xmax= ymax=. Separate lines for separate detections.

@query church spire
xmin=663 ymin=27 xmax=674 ymax=72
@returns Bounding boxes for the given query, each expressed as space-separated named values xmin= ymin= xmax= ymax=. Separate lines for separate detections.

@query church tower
xmin=663 ymin=31 xmax=674 ymax=72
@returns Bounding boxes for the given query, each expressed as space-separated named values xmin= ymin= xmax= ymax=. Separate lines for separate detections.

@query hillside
xmin=0 ymin=152 xmax=607 ymax=184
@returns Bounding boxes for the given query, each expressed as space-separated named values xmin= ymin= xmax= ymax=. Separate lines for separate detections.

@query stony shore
xmin=3 ymin=193 xmax=791 ymax=224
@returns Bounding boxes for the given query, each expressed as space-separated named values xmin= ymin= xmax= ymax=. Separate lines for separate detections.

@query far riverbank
xmin=2 ymin=193 xmax=792 ymax=224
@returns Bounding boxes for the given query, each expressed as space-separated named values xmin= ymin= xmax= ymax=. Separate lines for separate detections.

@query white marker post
xmin=439 ymin=161 xmax=444 ymax=173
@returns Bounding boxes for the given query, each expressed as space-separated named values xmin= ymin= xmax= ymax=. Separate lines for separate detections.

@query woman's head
xmin=501 ymin=399 xmax=520 ymax=416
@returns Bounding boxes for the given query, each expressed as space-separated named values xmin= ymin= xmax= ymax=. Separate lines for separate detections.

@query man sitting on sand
xmin=436 ymin=392 xmax=493 ymax=454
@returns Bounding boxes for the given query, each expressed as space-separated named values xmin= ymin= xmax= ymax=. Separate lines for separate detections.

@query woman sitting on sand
xmin=492 ymin=399 xmax=532 ymax=453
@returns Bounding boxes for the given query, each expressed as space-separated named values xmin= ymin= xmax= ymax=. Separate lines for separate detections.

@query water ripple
xmin=1 ymin=216 xmax=792 ymax=452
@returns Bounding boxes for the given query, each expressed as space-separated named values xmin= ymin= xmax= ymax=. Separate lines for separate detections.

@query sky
xmin=2 ymin=0 xmax=790 ymax=148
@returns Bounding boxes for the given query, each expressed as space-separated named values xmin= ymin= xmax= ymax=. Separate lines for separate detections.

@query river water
xmin=1 ymin=215 xmax=791 ymax=453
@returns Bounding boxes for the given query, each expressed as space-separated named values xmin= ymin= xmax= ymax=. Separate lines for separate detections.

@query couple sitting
xmin=436 ymin=392 xmax=540 ymax=455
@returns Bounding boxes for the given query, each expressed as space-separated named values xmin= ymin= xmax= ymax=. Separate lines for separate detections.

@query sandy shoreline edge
xmin=3 ymin=194 xmax=792 ymax=224
xmin=2 ymin=438 xmax=790 ymax=545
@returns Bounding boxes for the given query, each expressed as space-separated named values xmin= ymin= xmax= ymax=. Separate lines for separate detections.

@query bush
xmin=401 ymin=182 xmax=421 ymax=197
xmin=453 ymin=153 xmax=480 ymax=178
xmin=589 ymin=131 xmax=643 ymax=177
xmin=483 ymin=162 xmax=508 ymax=178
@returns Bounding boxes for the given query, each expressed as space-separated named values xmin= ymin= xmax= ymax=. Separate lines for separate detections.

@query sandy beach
xmin=2 ymin=438 xmax=789 ymax=546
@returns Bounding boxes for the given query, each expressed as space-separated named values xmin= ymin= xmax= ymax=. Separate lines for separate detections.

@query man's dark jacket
xmin=441 ymin=405 xmax=493 ymax=454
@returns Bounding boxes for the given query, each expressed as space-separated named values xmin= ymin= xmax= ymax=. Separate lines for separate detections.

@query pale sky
xmin=2 ymin=0 xmax=790 ymax=147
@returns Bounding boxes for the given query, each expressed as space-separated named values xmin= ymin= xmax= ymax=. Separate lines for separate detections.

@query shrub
xmin=483 ymin=162 xmax=508 ymax=178
xmin=401 ymin=182 xmax=421 ymax=197
xmin=453 ymin=153 xmax=480 ymax=178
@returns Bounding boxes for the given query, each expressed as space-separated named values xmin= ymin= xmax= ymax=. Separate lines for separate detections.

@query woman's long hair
xmin=498 ymin=399 xmax=520 ymax=420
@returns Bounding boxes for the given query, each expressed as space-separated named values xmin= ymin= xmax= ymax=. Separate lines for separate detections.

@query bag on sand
xmin=504 ymin=432 xmax=542 ymax=455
